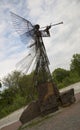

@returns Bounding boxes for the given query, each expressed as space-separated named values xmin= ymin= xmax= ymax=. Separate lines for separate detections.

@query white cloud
xmin=0 ymin=0 xmax=80 ymax=79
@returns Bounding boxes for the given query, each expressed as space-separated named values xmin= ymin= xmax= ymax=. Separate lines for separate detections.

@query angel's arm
xmin=40 ymin=25 xmax=51 ymax=37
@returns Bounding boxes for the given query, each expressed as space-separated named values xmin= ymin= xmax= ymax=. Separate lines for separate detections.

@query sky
xmin=0 ymin=0 xmax=80 ymax=79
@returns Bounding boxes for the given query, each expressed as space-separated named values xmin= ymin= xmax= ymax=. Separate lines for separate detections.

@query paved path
xmin=60 ymin=82 xmax=80 ymax=94
xmin=0 ymin=82 xmax=80 ymax=130
xmin=0 ymin=107 xmax=25 ymax=129
xmin=0 ymin=121 xmax=21 ymax=130
xmin=23 ymin=93 xmax=80 ymax=130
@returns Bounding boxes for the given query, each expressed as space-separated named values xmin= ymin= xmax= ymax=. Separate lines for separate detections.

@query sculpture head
xmin=34 ymin=24 xmax=40 ymax=30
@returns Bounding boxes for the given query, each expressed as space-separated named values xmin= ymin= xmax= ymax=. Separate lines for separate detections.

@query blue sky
xmin=0 ymin=0 xmax=80 ymax=79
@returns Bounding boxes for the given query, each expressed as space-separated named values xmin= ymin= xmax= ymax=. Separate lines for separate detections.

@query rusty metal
xmin=11 ymin=12 xmax=75 ymax=123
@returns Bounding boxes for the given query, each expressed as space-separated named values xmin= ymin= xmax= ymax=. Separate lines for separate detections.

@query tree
xmin=52 ymin=68 xmax=70 ymax=83
xmin=70 ymin=54 xmax=80 ymax=75
xmin=2 ymin=71 xmax=37 ymax=101
xmin=3 ymin=71 xmax=23 ymax=93
xmin=0 ymin=82 xmax=2 ymax=88
xmin=18 ymin=72 xmax=37 ymax=100
xmin=0 ymin=88 xmax=14 ymax=105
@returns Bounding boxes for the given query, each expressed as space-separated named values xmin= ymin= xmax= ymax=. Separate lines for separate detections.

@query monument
xmin=11 ymin=12 xmax=75 ymax=124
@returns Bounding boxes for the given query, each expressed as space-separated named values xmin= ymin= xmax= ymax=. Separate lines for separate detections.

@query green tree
xmin=3 ymin=71 xmax=37 ymax=101
xmin=0 ymin=82 xmax=2 ymax=88
xmin=3 ymin=71 xmax=23 ymax=93
xmin=70 ymin=54 xmax=80 ymax=75
xmin=52 ymin=68 xmax=70 ymax=83
xmin=3 ymin=71 xmax=22 ymax=87
xmin=0 ymin=88 xmax=14 ymax=105
xmin=18 ymin=72 xmax=37 ymax=101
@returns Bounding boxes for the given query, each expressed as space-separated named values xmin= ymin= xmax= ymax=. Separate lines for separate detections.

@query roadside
xmin=21 ymin=93 xmax=80 ymax=130
xmin=60 ymin=82 xmax=80 ymax=94
xmin=0 ymin=82 xmax=80 ymax=130
xmin=0 ymin=107 xmax=26 ymax=129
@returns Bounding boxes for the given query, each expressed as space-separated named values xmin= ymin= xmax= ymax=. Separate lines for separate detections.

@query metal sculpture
xmin=11 ymin=12 xmax=63 ymax=114
xmin=11 ymin=12 xmax=76 ymax=124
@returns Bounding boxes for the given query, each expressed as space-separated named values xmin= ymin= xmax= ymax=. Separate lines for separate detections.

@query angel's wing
xmin=16 ymin=46 xmax=36 ymax=73
xmin=10 ymin=12 xmax=35 ymax=45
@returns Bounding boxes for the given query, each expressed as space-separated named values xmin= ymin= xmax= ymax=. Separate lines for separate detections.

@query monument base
xmin=60 ymin=88 xmax=76 ymax=107
xmin=40 ymin=95 xmax=59 ymax=116
xmin=20 ymin=88 xmax=76 ymax=124
xmin=20 ymin=96 xmax=59 ymax=124
xmin=20 ymin=101 xmax=40 ymax=124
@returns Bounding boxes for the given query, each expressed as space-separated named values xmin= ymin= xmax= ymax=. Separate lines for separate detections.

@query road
xmin=0 ymin=82 xmax=80 ymax=130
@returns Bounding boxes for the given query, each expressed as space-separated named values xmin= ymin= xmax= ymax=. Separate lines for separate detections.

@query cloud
xmin=0 ymin=0 xmax=80 ymax=79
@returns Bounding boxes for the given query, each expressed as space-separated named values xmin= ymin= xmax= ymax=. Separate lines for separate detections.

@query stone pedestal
xmin=60 ymin=88 xmax=76 ymax=107
xmin=20 ymin=87 xmax=76 ymax=124
xmin=20 ymin=101 xmax=40 ymax=124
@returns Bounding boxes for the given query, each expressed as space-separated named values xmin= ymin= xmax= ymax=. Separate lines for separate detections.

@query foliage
xmin=52 ymin=54 xmax=80 ymax=89
xmin=3 ymin=71 xmax=22 ymax=89
xmin=0 ymin=53 xmax=80 ymax=119
xmin=0 ymin=94 xmax=26 ymax=119
xmin=70 ymin=54 xmax=80 ymax=75
xmin=0 ymin=82 xmax=2 ymax=88
xmin=52 ymin=68 xmax=69 ymax=83
xmin=0 ymin=88 xmax=14 ymax=105
xmin=52 ymin=69 xmax=80 ymax=89
xmin=0 ymin=71 xmax=38 ymax=119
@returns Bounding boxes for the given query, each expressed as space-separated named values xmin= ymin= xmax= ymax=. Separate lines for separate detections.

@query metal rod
xmin=40 ymin=21 xmax=63 ymax=29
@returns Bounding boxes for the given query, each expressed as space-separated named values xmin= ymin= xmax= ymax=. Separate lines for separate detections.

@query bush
xmin=0 ymin=94 xmax=27 ymax=119
xmin=57 ymin=83 xmax=65 ymax=89
xmin=13 ymin=94 xmax=27 ymax=108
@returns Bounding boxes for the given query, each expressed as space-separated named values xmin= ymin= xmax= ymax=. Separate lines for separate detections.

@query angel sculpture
xmin=11 ymin=12 xmax=62 ymax=106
